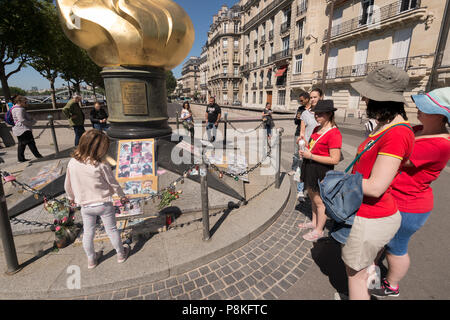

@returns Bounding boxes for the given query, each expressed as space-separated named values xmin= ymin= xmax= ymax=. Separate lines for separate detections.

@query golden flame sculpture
xmin=56 ymin=0 xmax=195 ymax=70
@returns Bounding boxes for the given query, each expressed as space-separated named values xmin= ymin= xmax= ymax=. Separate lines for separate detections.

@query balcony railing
xmin=294 ymin=37 xmax=305 ymax=50
xmin=269 ymin=48 xmax=292 ymax=63
xmin=245 ymin=84 xmax=249 ymax=90
xmin=245 ymin=44 xmax=250 ymax=52
xmin=297 ymin=0 xmax=308 ymax=16
xmin=222 ymin=58 xmax=229 ymax=64
xmin=260 ymin=34 xmax=266 ymax=43
xmin=252 ymin=62 xmax=258 ymax=68
xmin=269 ymin=30 xmax=274 ymax=41
xmin=324 ymin=0 xmax=422 ymax=39
xmin=254 ymin=40 xmax=258 ymax=48
xmin=265 ymin=83 xmax=273 ymax=89
xmin=316 ymin=57 xmax=412 ymax=80
xmin=233 ymin=59 xmax=240 ymax=64
xmin=259 ymin=82 xmax=264 ymax=89
xmin=243 ymin=0 xmax=293 ymax=32
xmin=240 ymin=63 xmax=250 ymax=73
xmin=260 ymin=59 xmax=264 ymax=66
xmin=210 ymin=73 xmax=242 ymax=80
xmin=251 ymin=84 xmax=257 ymax=90
xmin=280 ymin=21 xmax=291 ymax=34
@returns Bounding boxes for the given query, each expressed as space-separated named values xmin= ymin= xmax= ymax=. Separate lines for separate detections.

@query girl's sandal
xmin=303 ymin=230 xmax=324 ymax=242
xmin=298 ymin=222 xmax=315 ymax=229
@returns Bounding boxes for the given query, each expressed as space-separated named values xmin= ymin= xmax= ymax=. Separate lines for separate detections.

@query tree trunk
xmin=50 ymin=78 xmax=57 ymax=109
xmin=0 ymin=63 xmax=11 ymax=102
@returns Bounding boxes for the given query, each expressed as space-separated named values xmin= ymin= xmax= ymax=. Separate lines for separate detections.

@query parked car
xmin=232 ymin=100 xmax=242 ymax=106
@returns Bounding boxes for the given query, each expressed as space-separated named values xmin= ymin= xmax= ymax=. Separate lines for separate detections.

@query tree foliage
xmin=0 ymin=0 xmax=51 ymax=100
xmin=165 ymin=70 xmax=177 ymax=96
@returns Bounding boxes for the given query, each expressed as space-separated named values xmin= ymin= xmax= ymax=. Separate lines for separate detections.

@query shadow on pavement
xmin=295 ymin=199 xmax=349 ymax=295
xmin=310 ymin=237 xmax=348 ymax=295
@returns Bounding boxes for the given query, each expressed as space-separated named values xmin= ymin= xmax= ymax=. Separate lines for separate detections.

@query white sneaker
xmin=296 ymin=191 xmax=305 ymax=199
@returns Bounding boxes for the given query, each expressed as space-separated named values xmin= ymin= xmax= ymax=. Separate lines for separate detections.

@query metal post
xmin=200 ymin=163 xmax=210 ymax=241
xmin=223 ymin=112 xmax=228 ymax=149
xmin=275 ymin=128 xmax=284 ymax=189
xmin=176 ymin=111 xmax=180 ymax=133
xmin=47 ymin=115 xmax=59 ymax=155
xmin=321 ymin=0 xmax=335 ymax=93
xmin=0 ymin=176 xmax=21 ymax=275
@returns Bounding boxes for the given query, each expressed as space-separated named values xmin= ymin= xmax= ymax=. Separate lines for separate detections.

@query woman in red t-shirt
xmin=342 ymin=65 xmax=415 ymax=300
xmin=370 ymin=87 xmax=450 ymax=298
xmin=299 ymin=100 xmax=342 ymax=242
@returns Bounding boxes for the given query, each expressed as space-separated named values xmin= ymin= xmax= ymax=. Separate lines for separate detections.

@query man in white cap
xmin=62 ymin=93 xmax=85 ymax=146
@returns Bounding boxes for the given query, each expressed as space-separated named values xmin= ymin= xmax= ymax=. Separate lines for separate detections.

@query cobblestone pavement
xmin=72 ymin=193 xmax=317 ymax=300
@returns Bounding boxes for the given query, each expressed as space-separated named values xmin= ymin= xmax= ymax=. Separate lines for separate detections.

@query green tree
xmin=0 ymin=86 xmax=27 ymax=96
xmin=0 ymin=0 xmax=51 ymax=101
xmin=165 ymin=70 xmax=177 ymax=97
xmin=83 ymin=58 xmax=104 ymax=102
xmin=59 ymin=43 xmax=90 ymax=96
xmin=28 ymin=1 xmax=65 ymax=109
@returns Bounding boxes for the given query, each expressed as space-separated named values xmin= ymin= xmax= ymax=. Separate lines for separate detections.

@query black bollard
xmin=200 ymin=163 xmax=210 ymax=241
xmin=47 ymin=115 xmax=59 ymax=155
xmin=223 ymin=112 xmax=228 ymax=150
xmin=275 ymin=128 xmax=284 ymax=189
xmin=0 ymin=176 xmax=21 ymax=275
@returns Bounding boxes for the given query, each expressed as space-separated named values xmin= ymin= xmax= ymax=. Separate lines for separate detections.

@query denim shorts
xmin=386 ymin=211 xmax=431 ymax=256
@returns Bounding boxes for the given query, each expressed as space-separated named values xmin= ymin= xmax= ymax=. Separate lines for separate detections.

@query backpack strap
xmin=345 ymin=123 xmax=412 ymax=173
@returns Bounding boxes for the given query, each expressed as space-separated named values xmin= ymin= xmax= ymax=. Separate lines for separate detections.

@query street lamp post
xmin=321 ymin=0 xmax=336 ymax=93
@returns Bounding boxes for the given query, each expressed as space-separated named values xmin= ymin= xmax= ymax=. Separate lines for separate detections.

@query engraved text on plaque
xmin=121 ymin=82 xmax=148 ymax=115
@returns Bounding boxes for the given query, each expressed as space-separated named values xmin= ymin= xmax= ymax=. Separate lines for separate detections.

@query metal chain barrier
xmin=34 ymin=121 xmax=51 ymax=140
xmin=225 ymin=118 xmax=265 ymax=133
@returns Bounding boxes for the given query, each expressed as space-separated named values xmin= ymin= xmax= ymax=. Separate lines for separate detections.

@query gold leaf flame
xmin=56 ymin=0 xmax=194 ymax=70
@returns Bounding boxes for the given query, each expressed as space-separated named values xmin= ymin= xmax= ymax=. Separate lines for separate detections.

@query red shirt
xmin=308 ymin=127 xmax=342 ymax=156
xmin=351 ymin=122 xmax=415 ymax=219
xmin=391 ymin=126 xmax=450 ymax=213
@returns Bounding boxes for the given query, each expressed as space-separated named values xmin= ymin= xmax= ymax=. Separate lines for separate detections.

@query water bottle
xmin=298 ymin=139 xmax=306 ymax=159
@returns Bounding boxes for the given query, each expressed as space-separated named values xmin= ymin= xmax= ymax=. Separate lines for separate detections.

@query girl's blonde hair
xmin=72 ymin=129 xmax=110 ymax=165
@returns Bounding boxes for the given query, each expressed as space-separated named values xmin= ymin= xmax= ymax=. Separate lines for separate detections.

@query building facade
xmin=206 ymin=5 xmax=243 ymax=105
xmin=186 ymin=0 xmax=448 ymax=116
xmin=314 ymin=0 xmax=447 ymax=120
xmin=199 ymin=45 xmax=209 ymax=103
xmin=180 ymin=57 xmax=200 ymax=99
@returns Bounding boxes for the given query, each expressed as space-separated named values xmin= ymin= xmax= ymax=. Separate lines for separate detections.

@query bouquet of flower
xmin=44 ymin=198 xmax=80 ymax=248
xmin=158 ymin=189 xmax=183 ymax=210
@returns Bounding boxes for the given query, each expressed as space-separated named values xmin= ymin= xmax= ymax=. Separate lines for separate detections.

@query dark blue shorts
xmin=386 ymin=211 xmax=431 ymax=256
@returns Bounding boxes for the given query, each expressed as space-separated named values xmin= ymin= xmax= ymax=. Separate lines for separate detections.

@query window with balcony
xmin=400 ymin=0 xmax=418 ymax=12
xmin=246 ymin=92 xmax=249 ymax=103
xmin=259 ymin=91 xmax=263 ymax=104
xmin=253 ymin=92 xmax=256 ymax=103
xmin=278 ymin=90 xmax=286 ymax=106
xmin=295 ymin=54 xmax=303 ymax=74
xmin=282 ymin=36 xmax=290 ymax=53
xmin=224 ymin=23 xmax=228 ymax=33
xmin=234 ymin=66 xmax=239 ymax=76
xmin=360 ymin=0 xmax=375 ymax=26
xmin=234 ymin=39 xmax=239 ymax=49
xmin=234 ymin=23 xmax=239 ymax=33
xmin=223 ymin=38 xmax=228 ymax=49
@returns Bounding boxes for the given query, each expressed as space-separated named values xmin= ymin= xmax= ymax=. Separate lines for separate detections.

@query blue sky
xmin=5 ymin=0 xmax=238 ymax=91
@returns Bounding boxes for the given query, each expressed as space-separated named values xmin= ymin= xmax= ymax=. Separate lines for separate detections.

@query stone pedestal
xmin=102 ymin=66 xmax=172 ymax=139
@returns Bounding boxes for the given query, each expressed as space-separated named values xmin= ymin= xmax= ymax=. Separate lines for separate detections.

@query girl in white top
xmin=64 ymin=129 xmax=130 ymax=269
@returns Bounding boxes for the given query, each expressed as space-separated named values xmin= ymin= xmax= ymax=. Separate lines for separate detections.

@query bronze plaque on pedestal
xmin=121 ymin=82 xmax=148 ymax=115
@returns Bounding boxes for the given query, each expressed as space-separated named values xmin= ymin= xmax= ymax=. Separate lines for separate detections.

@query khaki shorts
xmin=342 ymin=212 xmax=401 ymax=272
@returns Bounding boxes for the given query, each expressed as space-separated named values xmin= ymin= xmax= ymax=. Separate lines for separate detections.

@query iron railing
xmin=243 ymin=0 xmax=293 ymax=32
xmin=317 ymin=57 xmax=411 ymax=80
xmin=268 ymin=48 xmax=292 ymax=63
xmin=280 ymin=21 xmax=291 ymax=34
xmin=297 ymin=0 xmax=308 ymax=16
xmin=294 ymin=38 xmax=305 ymax=50
xmin=324 ymin=0 xmax=422 ymax=39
